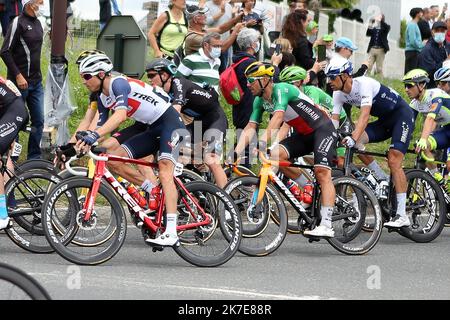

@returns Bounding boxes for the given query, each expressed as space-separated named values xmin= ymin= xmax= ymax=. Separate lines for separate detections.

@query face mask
xmin=308 ymin=34 xmax=317 ymax=44
xmin=33 ymin=5 xmax=44 ymax=17
xmin=253 ymin=41 xmax=260 ymax=54
xmin=210 ymin=47 xmax=221 ymax=59
xmin=434 ymin=32 xmax=446 ymax=43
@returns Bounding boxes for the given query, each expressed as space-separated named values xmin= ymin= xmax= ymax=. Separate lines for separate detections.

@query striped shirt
xmin=175 ymin=48 xmax=220 ymax=93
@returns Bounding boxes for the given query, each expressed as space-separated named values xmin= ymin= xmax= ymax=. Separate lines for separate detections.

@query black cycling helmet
xmin=145 ymin=58 xmax=177 ymax=76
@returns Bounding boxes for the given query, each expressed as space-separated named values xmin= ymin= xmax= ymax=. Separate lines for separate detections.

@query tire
xmin=223 ymin=165 xmax=255 ymax=180
xmin=179 ymin=168 xmax=204 ymax=183
xmin=17 ymin=159 xmax=58 ymax=174
xmin=326 ymin=176 xmax=383 ymax=255
xmin=398 ymin=169 xmax=446 ymax=243
xmin=173 ymin=181 xmax=242 ymax=267
xmin=4 ymin=170 xmax=62 ymax=253
xmin=223 ymin=176 xmax=288 ymax=256
xmin=0 ymin=263 xmax=51 ymax=300
xmin=42 ymin=176 xmax=127 ymax=265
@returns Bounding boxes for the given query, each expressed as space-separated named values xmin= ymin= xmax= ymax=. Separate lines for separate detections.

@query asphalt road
xmin=1 ymin=226 xmax=450 ymax=301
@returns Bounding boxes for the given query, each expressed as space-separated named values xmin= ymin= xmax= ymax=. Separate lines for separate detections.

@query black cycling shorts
xmin=112 ymin=121 xmax=148 ymax=145
xmin=278 ymin=122 xmax=338 ymax=169
xmin=0 ymin=99 xmax=29 ymax=156
xmin=121 ymin=107 xmax=188 ymax=164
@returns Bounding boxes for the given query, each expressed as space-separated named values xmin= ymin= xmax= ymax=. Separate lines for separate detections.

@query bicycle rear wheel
xmin=42 ymin=177 xmax=127 ymax=265
xmin=326 ymin=177 xmax=383 ymax=255
xmin=0 ymin=263 xmax=51 ymax=300
xmin=174 ymin=181 xmax=242 ymax=267
xmin=223 ymin=176 xmax=287 ymax=256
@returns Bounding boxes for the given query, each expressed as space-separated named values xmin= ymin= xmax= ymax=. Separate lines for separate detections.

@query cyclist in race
xmin=234 ymin=61 xmax=338 ymax=237
xmin=279 ymin=65 xmax=351 ymax=166
xmin=327 ymin=55 xmax=416 ymax=228
xmin=434 ymin=66 xmax=450 ymax=94
xmin=145 ymin=58 xmax=228 ymax=188
xmin=404 ymin=69 xmax=450 ymax=181
xmin=0 ymin=76 xmax=29 ymax=230
xmin=76 ymin=52 xmax=187 ymax=247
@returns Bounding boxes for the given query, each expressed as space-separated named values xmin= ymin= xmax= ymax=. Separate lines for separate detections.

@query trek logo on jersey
xmin=132 ymin=92 xmax=159 ymax=105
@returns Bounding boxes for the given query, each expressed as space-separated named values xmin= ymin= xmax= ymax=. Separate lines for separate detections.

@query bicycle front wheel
xmin=0 ymin=263 xmax=51 ymax=300
xmin=42 ymin=177 xmax=127 ymax=265
xmin=174 ymin=181 xmax=242 ymax=267
xmin=326 ymin=177 xmax=383 ymax=255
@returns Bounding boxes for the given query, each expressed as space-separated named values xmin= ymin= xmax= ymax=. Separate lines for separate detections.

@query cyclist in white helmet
xmin=434 ymin=66 xmax=450 ymax=94
xmin=77 ymin=53 xmax=188 ymax=247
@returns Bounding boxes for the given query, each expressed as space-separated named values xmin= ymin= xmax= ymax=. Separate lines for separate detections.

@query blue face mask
xmin=434 ymin=32 xmax=446 ymax=43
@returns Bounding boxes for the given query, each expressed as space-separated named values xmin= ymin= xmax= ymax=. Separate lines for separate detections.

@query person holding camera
xmin=366 ymin=13 xmax=390 ymax=77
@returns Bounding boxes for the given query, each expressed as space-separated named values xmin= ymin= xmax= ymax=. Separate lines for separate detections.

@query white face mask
xmin=210 ymin=46 xmax=221 ymax=59
xmin=33 ymin=5 xmax=44 ymax=17
xmin=253 ymin=41 xmax=260 ymax=54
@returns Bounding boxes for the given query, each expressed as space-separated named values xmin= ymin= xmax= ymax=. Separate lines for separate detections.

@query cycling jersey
xmin=0 ymin=76 xmax=22 ymax=109
xmin=409 ymin=88 xmax=450 ymax=125
xmin=89 ymin=92 xmax=98 ymax=111
xmin=332 ymin=76 xmax=403 ymax=118
xmin=250 ymin=83 xmax=330 ymax=135
xmin=97 ymin=76 xmax=171 ymax=126
xmin=303 ymin=85 xmax=346 ymax=120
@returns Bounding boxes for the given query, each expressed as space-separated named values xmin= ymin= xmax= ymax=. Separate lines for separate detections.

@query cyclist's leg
xmin=363 ymin=118 xmax=393 ymax=180
xmin=203 ymin=112 xmax=227 ymax=188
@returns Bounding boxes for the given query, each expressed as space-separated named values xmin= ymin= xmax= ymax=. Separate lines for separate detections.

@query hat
xmin=335 ymin=37 xmax=358 ymax=51
xmin=432 ymin=21 xmax=447 ymax=30
xmin=22 ymin=0 xmax=33 ymax=7
xmin=306 ymin=20 xmax=318 ymax=33
xmin=185 ymin=5 xmax=209 ymax=18
xmin=323 ymin=34 xmax=333 ymax=42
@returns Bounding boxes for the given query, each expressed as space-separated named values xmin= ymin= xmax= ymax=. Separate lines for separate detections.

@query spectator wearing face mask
xmin=418 ymin=21 xmax=450 ymax=88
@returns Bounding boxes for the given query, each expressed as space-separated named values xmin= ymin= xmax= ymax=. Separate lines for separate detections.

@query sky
xmin=44 ymin=0 xmax=450 ymax=21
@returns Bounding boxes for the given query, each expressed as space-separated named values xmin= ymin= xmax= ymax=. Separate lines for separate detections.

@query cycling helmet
xmin=145 ymin=58 xmax=177 ymax=75
xmin=434 ymin=67 xmax=450 ymax=82
xmin=279 ymin=66 xmax=307 ymax=83
xmin=244 ymin=61 xmax=275 ymax=78
xmin=402 ymin=69 xmax=430 ymax=84
xmin=76 ymin=49 xmax=105 ymax=65
xmin=79 ymin=53 xmax=113 ymax=74
xmin=325 ymin=56 xmax=353 ymax=77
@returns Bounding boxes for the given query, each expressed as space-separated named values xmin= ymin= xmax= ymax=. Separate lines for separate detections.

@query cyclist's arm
xmin=352 ymin=105 xmax=371 ymax=142
xmin=235 ymin=121 xmax=258 ymax=155
xmin=96 ymin=109 xmax=127 ymax=137
xmin=420 ymin=111 xmax=438 ymax=141
xmin=331 ymin=91 xmax=344 ymax=128
xmin=259 ymin=111 xmax=284 ymax=146
xmin=69 ymin=107 xmax=98 ymax=143
xmin=274 ymin=122 xmax=290 ymax=144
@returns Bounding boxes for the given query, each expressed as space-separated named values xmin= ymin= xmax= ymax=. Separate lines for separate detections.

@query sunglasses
xmin=81 ymin=73 xmax=95 ymax=81
xmin=438 ymin=81 xmax=450 ymax=86
xmin=404 ymin=83 xmax=416 ymax=89
xmin=327 ymin=75 xmax=340 ymax=81
xmin=147 ymin=72 xmax=159 ymax=79
xmin=247 ymin=77 xmax=264 ymax=84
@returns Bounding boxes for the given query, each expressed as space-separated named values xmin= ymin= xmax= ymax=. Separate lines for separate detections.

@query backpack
xmin=173 ymin=31 xmax=200 ymax=66
xmin=219 ymin=57 xmax=250 ymax=105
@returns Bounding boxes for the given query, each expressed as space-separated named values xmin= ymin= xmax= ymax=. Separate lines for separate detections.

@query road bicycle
xmin=0 ymin=263 xmax=50 ymax=300
xmin=41 ymin=147 xmax=242 ymax=267
xmin=224 ymin=151 xmax=383 ymax=256
xmin=336 ymin=147 xmax=446 ymax=243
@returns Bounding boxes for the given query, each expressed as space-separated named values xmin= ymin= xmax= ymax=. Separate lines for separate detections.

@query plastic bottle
xmin=117 ymin=176 xmax=147 ymax=208
xmin=286 ymin=180 xmax=303 ymax=201
xmin=302 ymin=183 xmax=314 ymax=205
xmin=148 ymin=185 xmax=161 ymax=211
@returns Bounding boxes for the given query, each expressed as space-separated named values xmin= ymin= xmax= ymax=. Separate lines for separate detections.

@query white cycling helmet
xmin=434 ymin=67 xmax=450 ymax=82
xmin=325 ymin=55 xmax=353 ymax=77
xmin=79 ymin=53 xmax=113 ymax=75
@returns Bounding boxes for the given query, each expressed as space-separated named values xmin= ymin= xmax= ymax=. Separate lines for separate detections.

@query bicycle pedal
xmin=303 ymin=234 xmax=321 ymax=242
xmin=151 ymin=245 xmax=164 ymax=252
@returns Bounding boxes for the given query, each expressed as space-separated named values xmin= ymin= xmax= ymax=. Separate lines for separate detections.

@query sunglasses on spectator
xmin=81 ymin=73 xmax=96 ymax=81
xmin=404 ymin=83 xmax=416 ymax=89
xmin=147 ymin=72 xmax=159 ymax=79
xmin=247 ymin=77 xmax=265 ymax=84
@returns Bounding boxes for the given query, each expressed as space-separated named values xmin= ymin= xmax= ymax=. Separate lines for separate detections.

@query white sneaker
xmin=0 ymin=217 xmax=10 ymax=230
xmin=145 ymin=232 xmax=179 ymax=247
xmin=304 ymin=225 xmax=335 ymax=238
xmin=384 ymin=215 xmax=411 ymax=228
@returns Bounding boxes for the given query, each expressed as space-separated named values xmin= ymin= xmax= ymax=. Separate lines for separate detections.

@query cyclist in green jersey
xmin=234 ymin=61 xmax=338 ymax=237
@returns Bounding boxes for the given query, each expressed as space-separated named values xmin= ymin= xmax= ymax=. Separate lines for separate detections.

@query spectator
xmin=405 ymin=7 xmax=424 ymax=73
xmin=429 ymin=5 xmax=441 ymax=25
xmin=206 ymin=0 xmax=233 ymax=72
xmin=272 ymin=37 xmax=294 ymax=70
xmin=175 ymin=32 xmax=222 ymax=92
xmin=366 ymin=13 xmax=390 ymax=77
xmin=183 ymin=4 xmax=243 ymax=57
xmin=278 ymin=51 xmax=296 ymax=70
xmin=306 ymin=20 xmax=318 ymax=44
xmin=99 ymin=0 xmax=111 ymax=31
xmin=322 ymin=34 xmax=334 ymax=63
xmin=273 ymin=37 xmax=293 ymax=53
xmin=282 ymin=10 xmax=315 ymax=71
xmin=418 ymin=21 xmax=449 ymax=89
xmin=240 ymin=0 xmax=262 ymax=34
xmin=0 ymin=0 xmax=22 ymax=36
xmin=418 ymin=8 xmax=432 ymax=42
xmin=148 ymin=0 xmax=188 ymax=59
xmin=334 ymin=37 xmax=368 ymax=77
xmin=446 ymin=13 xmax=450 ymax=43
xmin=0 ymin=0 xmax=7 ymax=36
xmin=0 ymin=0 xmax=44 ymax=160
xmin=282 ymin=0 xmax=307 ymax=25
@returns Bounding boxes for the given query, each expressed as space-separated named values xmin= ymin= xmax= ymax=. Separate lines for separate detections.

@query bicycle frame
xmin=81 ymin=152 xmax=212 ymax=234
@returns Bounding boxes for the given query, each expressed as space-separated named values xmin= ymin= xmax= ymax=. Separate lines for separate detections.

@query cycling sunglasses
xmin=438 ymin=81 xmax=450 ymax=86
xmin=247 ymin=77 xmax=265 ymax=84
xmin=327 ymin=74 xmax=341 ymax=81
xmin=404 ymin=82 xmax=416 ymax=89
xmin=147 ymin=72 xmax=159 ymax=79
xmin=81 ymin=73 xmax=96 ymax=81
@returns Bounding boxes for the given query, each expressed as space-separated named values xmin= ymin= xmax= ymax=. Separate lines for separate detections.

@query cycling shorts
xmin=112 ymin=121 xmax=148 ymax=145
xmin=365 ymin=99 xmax=415 ymax=154
xmin=0 ymin=99 xmax=29 ymax=156
xmin=278 ymin=122 xmax=338 ymax=169
xmin=121 ymin=107 xmax=188 ymax=164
